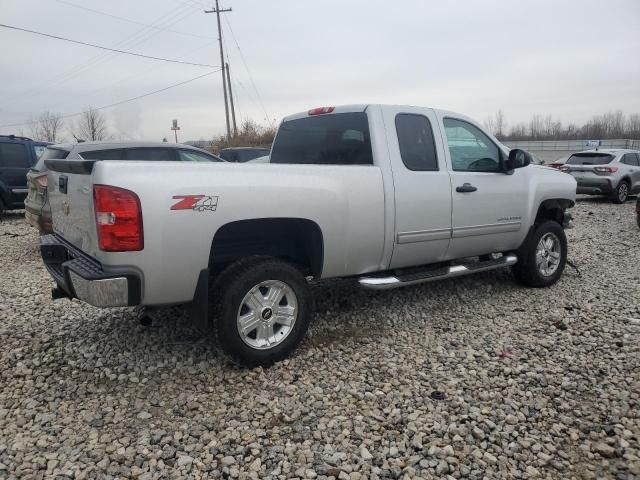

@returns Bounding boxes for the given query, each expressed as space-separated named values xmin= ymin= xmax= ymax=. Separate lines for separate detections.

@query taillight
xmin=35 ymin=174 xmax=48 ymax=188
xmin=559 ymin=165 xmax=570 ymax=172
xmin=593 ymin=166 xmax=618 ymax=175
xmin=308 ymin=106 xmax=335 ymax=115
xmin=93 ymin=185 xmax=143 ymax=252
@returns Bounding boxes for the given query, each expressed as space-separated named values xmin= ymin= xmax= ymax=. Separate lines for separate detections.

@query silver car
xmin=25 ymin=141 xmax=224 ymax=233
xmin=560 ymin=149 xmax=640 ymax=203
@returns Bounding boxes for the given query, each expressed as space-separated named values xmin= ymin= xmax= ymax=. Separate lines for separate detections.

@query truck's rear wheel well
xmin=535 ymin=199 xmax=574 ymax=225
xmin=209 ymin=218 xmax=324 ymax=279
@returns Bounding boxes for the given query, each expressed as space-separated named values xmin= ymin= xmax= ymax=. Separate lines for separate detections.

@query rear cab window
xmin=395 ymin=114 xmax=438 ymax=171
xmin=124 ymin=148 xmax=174 ymax=161
xmin=79 ymin=149 xmax=125 ymax=160
xmin=270 ymin=112 xmax=373 ymax=165
xmin=566 ymin=153 xmax=614 ymax=165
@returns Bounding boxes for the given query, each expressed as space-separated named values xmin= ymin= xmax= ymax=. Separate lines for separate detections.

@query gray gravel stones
xmin=1 ymin=199 xmax=639 ymax=479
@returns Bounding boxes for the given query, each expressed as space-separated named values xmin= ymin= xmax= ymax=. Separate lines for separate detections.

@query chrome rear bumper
xmin=40 ymin=234 xmax=141 ymax=307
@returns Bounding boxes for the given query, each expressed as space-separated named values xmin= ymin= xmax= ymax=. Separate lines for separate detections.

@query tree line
xmin=26 ymin=108 xmax=109 ymax=143
xmin=485 ymin=109 xmax=640 ymax=141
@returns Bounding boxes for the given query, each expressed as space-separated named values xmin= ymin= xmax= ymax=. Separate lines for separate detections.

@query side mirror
xmin=505 ymin=149 xmax=532 ymax=171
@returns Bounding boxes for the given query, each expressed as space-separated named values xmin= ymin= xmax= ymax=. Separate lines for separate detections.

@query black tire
xmin=512 ymin=220 xmax=567 ymax=288
xmin=612 ymin=180 xmax=629 ymax=204
xmin=209 ymin=257 xmax=313 ymax=368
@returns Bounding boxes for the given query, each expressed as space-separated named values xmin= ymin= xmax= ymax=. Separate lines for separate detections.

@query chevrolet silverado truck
xmin=40 ymin=105 xmax=577 ymax=367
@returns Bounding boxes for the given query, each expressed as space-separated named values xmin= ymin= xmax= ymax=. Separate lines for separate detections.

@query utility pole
xmin=226 ymin=62 xmax=238 ymax=137
xmin=205 ymin=1 xmax=232 ymax=142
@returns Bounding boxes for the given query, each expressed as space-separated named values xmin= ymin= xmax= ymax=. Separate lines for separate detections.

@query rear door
xmin=383 ymin=107 xmax=453 ymax=268
xmin=0 ymin=141 xmax=31 ymax=206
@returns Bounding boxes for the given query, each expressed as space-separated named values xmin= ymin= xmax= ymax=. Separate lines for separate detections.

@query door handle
xmin=456 ymin=183 xmax=477 ymax=193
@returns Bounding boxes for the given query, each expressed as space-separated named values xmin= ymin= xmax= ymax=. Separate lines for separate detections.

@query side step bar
xmin=358 ymin=254 xmax=518 ymax=290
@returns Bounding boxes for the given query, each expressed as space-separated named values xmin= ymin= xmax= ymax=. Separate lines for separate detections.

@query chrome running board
xmin=358 ymin=254 xmax=518 ymax=290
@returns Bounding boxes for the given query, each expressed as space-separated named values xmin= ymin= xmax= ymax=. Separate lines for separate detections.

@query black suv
xmin=0 ymin=135 xmax=49 ymax=213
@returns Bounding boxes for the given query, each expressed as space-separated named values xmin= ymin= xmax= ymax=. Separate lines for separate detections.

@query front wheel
xmin=612 ymin=180 xmax=629 ymax=204
xmin=209 ymin=257 xmax=313 ymax=367
xmin=512 ymin=220 xmax=567 ymax=288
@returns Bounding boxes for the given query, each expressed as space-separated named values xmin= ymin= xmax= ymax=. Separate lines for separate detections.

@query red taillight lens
xmin=35 ymin=174 xmax=48 ymax=188
xmin=93 ymin=185 xmax=143 ymax=252
xmin=559 ymin=165 xmax=570 ymax=172
xmin=308 ymin=106 xmax=335 ymax=116
xmin=593 ymin=166 xmax=618 ymax=174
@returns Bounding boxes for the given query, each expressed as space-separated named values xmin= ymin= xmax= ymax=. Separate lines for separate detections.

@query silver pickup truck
xmin=41 ymin=104 xmax=577 ymax=367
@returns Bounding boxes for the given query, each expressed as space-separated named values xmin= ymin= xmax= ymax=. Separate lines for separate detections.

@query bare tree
xmin=628 ymin=114 xmax=640 ymax=137
xmin=72 ymin=107 xmax=109 ymax=141
xmin=528 ymin=114 xmax=543 ymax=138
xmin=483 ymin=116 xmax=496 ymax=135
xmin=29 ymin=111 xmax=64 ymax=143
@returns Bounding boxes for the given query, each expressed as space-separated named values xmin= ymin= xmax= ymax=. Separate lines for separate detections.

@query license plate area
xmin=41 ymin=243 xmax=69 ymax=265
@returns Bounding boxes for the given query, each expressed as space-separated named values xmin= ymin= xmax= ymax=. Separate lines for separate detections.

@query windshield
xmin=566 ymin=153 xmax=614 ymax=165
xmin=270 ymin=112 xmax=373 ymax=165
xmin=33 ymin=147 xmax=69 ymax=171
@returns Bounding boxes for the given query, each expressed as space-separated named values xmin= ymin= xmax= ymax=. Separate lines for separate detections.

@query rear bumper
xmin=40 ymin=234 xmax=141 ymax=307
xmin=575 ymin=177 xmax=613 ymax=195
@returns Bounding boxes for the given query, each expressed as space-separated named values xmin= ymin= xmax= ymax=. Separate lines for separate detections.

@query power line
xmin=55 ymin=0 xmax=214 ymax=40
xmin=221 ymin=13 xmax=273 ymax=126
xmin=0 ymin=23 xmax=217 ymax=68
xmin=0 ymin=70 xmax=219 ymax=129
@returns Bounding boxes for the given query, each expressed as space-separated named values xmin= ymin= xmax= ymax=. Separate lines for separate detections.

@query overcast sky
xmin=1 ymin=0 xmax=639 ymax=141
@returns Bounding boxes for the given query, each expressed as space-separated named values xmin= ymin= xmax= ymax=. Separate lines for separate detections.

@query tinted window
xmin=271 ymin=112 xmax=373 ymax=165
xmin=566 ymin=154 xmax=614 ymax=165
xmin=395 ymin=114 xmax=438 ymax=171
xmin=622 ymin=153 xmax=639 ymax=166
xmin=443 ymin=118 xmax=500 ymax=172
xmin=80 ymin=149 xmax=125 ymax=160
xmin=235 ymin=149 xmax=270 ymax=162
xmin=635 ymin=154 xmax=640 ymax=166
xmin=34 ymin=147 xmax=69 ymax=171
xmin=0 ymin=143 xmax=29 ymax=168
xmin=124 ymin=148 xmax=173 ymax=161
xmin=219 ymin=150 xmax=237 ymax=162
xmin=178 ymin=150 xmax=221 ymax=162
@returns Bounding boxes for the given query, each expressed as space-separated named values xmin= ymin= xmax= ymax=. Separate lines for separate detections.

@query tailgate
xmin=46 ymin=159 xmax=99 ymax=254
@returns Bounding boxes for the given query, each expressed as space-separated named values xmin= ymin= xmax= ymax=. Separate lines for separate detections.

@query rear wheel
xmin=512 ymin=220 xmax=567 ymax=288
xmin=209 ymin=257 xmax=313 ymax=367
xmin=612 ymin=180 xmax=629 ymax=204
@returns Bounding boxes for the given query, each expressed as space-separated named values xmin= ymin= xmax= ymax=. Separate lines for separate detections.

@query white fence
xmin=502 ymin=139 xmax=640 ymax=163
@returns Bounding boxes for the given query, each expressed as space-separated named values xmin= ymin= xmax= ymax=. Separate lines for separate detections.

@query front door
xmin=439 ymin=116 xmax=528 ymax=259
xmin=384 ymin=107 xmax=453 ymax=269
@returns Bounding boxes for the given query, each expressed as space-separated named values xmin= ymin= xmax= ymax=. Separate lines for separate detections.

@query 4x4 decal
xmin=171 ymin=195 xmax=218 ymax=212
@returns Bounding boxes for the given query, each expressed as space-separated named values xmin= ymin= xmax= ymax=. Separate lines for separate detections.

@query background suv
xmin=560 ymin=149 xmax=640 ymax=203
xmin=25 ymin=141 xmax=224 ymax=233
xmin=0 ymin=135 xmax=49 ymax=214
xmin=218 ymin=147 xmax=270 ymax=162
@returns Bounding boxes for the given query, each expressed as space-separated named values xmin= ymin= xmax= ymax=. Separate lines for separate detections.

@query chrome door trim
xmin=396 ymin=227 xmax=451 ymax=244
xmin=452 ymin=221 xmax=521 ymax=238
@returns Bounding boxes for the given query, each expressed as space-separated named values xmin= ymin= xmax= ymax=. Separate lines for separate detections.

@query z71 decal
xmin=171 ymin=195 xmax=219 ymax=212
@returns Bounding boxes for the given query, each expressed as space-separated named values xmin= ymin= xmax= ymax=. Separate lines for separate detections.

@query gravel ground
xmin=1 ymin=198 xmax=639 ymax=480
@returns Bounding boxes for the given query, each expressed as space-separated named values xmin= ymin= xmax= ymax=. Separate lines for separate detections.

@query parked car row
xmin=22 ymin=142 xmax=224 ymax=233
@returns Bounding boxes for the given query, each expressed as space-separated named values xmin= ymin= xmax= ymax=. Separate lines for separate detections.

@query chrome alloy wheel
xmin=618 ymin=182 xmax=629 ymax=202
xmin=236 ymin=280 xmax=298 ymax=350
xmin=536 ymin=232 xmax=561 ymax=277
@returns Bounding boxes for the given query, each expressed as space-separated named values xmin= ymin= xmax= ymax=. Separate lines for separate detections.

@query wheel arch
xmin=534 ymin=198 xmax=574 ymax=225
xmin=209 ymin=217 xmax=324 ymax=279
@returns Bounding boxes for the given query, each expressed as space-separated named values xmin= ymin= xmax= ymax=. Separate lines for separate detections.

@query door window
xmin=80 ymin=149 xmax=125 ymax=160
xmin=178 ymin=150 xmax=221 ymax=162
xmin=0 ymin=143 xmax=29 ymax=168
xmin=395 ymin=114 xmax=438 ymax=171
xmin=443 ymin=118 xmax=501 ymax=172
xmin=124 ymin=148 xmax=174 ymax=161
xmin=622 ymin=153 xmax=639 ymax=166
